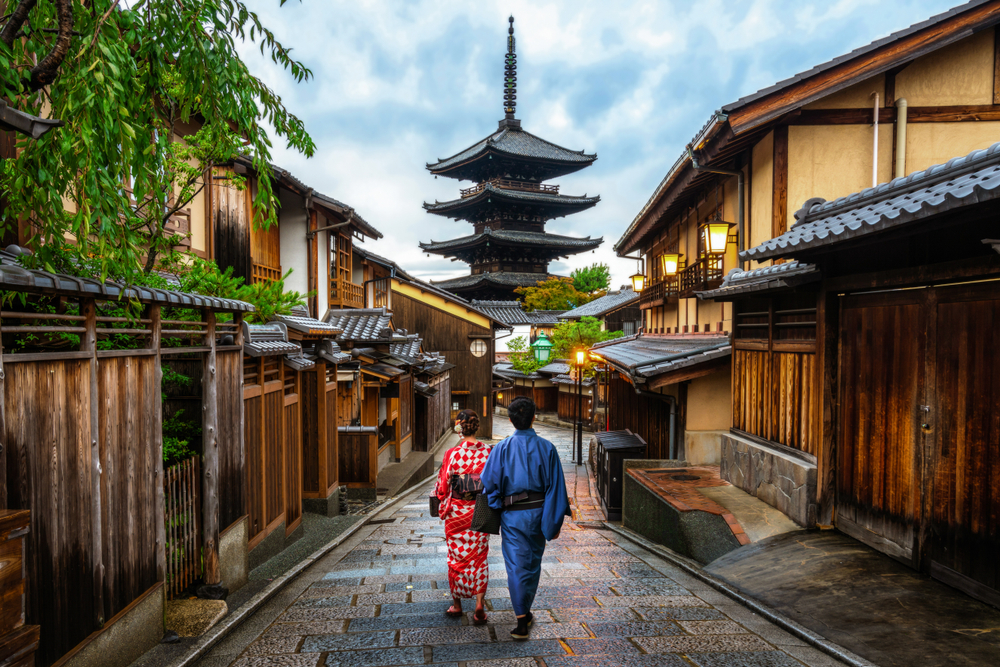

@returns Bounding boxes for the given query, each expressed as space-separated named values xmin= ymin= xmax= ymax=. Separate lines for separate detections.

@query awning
xmin=591 ymin=334 xmax=731 ymax=390
xmin=242 ymin=321 xmax=302 ymax=357
xmin=696 ymin=261 xmax=820 ymax=301
xmin=361 ymin=363 xmax=405 ymax=380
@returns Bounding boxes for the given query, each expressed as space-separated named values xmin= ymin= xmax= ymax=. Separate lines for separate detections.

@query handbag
xmin=470 ymin=492 xmax=502 ymax=535
xmin=429 ymin=494 xmax=440 ymax=518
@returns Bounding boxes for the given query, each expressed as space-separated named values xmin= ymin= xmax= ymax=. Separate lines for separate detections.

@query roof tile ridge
xmin=513 ymin=127 xmax=597 ymax=158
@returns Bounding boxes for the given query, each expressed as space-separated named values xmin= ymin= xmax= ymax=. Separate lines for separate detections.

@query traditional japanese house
xmin=702 ymin=141 xmax=1000 ymax=607
xmin=558 ymin=286 xmax=642 ymax=335
xmin=611 ymin=0 xmax=1000 ymax=481
xmin=274 ymin=306 xmax=347 ymax=517
xmin=354 ymin=247 xmax=511 ymax=436
xmin=422 ymin=17 xmax=603 ymax=301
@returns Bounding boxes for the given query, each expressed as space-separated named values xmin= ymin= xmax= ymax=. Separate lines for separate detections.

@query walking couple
xmin=433 ymin=397 xmax=569 ymax=639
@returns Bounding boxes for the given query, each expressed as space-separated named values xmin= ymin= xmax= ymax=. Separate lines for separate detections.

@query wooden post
xmin=0 ymin=309 xmax=5 ymax=509
xmin=234 ymin=312 xmax=246 ymax=492
xmin=202 ymin=310 xmax=221 ymax=588
xmin=149 ymin=305 xmax=166 ymax=585
xmin=817 ymin=290 xmax=839 ymax=526
xmin=82 ymin=298 xmax=104 ymax=626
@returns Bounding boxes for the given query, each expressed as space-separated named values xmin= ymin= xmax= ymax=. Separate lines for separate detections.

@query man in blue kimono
xmin=482 ymin=396 xmax=569 ymax=639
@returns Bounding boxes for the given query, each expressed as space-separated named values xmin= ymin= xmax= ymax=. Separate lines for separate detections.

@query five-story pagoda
xmin=422 ymin=16 xmax=602 ymax=301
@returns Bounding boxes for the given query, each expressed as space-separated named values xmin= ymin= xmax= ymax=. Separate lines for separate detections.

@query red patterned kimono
xmin=436 ymin=439 xmax=492 ymax=598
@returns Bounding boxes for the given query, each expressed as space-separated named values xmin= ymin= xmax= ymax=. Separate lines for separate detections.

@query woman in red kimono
xmin=435 ymin=409 xmax=491 ymax=624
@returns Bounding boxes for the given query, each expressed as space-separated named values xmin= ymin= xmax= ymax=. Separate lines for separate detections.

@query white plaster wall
xmin=317 ymin=231 xmax=330 ymax=315
xmin=497 ymin=325 xmax=531 ymax=353
xmin=278 ymin=187 xmax=309 ymax=297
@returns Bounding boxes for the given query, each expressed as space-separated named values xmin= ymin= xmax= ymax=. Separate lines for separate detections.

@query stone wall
xmin=720 ymin=432 xmax=817 ymax=527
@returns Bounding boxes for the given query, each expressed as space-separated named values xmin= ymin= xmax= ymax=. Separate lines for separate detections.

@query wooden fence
xmin=165 ymin=457 xmax=201 ymax=600
xmin=0 ymin=296 xmax=247 ymax=666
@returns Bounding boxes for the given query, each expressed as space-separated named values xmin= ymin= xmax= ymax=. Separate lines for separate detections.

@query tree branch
xmin=28 ymin=0 xmax=74 ymax=91
xmin=0 ymin=0 xmax=37 ymax=49
xmin=86 ymin=0 xmax=118 ymax=53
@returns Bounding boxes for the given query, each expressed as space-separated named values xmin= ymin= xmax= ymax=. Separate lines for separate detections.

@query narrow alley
xmin=198 ymin=421 xmax=844 ymax=667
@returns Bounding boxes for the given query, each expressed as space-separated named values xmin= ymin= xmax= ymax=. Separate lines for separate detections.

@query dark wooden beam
xmin=646 ymin=355 xmax=730 ymax=390
xmin=790 ymin=104 xmax=1000 ymax=125
xmin=772 ymin=126 xmax=789 ymax=239
xmin=728 ymin=1 xmax=1000 ymax=134
xmin=994 ymin=25 xmax=1000 ymax=104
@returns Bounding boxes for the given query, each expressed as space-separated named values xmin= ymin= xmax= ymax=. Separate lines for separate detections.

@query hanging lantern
xmin=703 ymin=220 xmax=736 ymax=255
xmin=630 ymin=258 xmax=645 ymax=292
xmin=530 ymin=331 xmax=553 ymax=363
xmin=660 ymin=252 xmax=681 ymax=276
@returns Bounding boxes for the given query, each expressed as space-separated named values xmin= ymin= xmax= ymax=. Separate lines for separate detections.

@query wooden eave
xmin=725 ymin=0 xmax=1000 ymax=134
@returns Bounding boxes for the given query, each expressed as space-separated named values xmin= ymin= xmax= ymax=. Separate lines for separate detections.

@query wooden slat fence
xmin=165 ymin=456 xmax=201 ymax=600
xmin=558 ymin=390 xmax=592 ymax=424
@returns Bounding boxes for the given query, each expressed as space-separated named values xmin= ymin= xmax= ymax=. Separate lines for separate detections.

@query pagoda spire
xmin=504 ymin=16 xmax=517 ymax=120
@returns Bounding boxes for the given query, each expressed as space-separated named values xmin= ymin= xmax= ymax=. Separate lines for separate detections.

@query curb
xmin=601 ymin=523 xmax=878 ymax=667
xmin=172 ymin=474 xmax=437 ymax=667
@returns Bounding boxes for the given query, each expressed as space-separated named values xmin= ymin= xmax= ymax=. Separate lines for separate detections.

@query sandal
xmin=472 ymin=609 xmax=488 ymax=625
xmin=510 ymin=612 xmax=533 ymax=639
xmin=445 ymin=600 xmax=463 ymax=618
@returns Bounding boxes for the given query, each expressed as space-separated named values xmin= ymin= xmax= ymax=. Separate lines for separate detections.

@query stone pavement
xmin=203 ymin=420 xmax=847 ymax=667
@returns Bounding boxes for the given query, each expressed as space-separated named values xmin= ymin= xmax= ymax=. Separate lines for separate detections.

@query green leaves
xmin=0 ymin=0 xmax=315 ymax=285
xmin=550 ymin=316 xmax=623 ymax=375
xmin=571 ymin=263 xmax=611 ymax=296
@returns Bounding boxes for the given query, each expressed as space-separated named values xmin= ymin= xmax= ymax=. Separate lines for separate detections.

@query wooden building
xmin=701 ymin=140 xmax=1000 ymax=608
xmin=0 ymin=249 xmax=252 ymax=666
xmin=613 ymin=0 xmax=1000 ymax=489
xmin=422 ymin=17 xmax=603 ymax=301
xmin=558 ymin=286 xmax=642 ymax=336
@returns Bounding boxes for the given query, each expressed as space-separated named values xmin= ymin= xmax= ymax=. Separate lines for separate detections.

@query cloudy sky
xmin=242 ymin=0 xmax=958 ymax=288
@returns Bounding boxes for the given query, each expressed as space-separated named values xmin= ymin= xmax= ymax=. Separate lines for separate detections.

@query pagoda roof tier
xmin=420 ymin=229 xmax=602 ymax=260
xmin=431 ymin=271 xmax=557 ymax=293
xmin=427 ymin=123 xmax=597 ymax=182
xmin=424 ymin=183 xmax=599 ymax=222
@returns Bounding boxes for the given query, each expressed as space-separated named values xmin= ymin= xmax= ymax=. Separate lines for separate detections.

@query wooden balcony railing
xmin=639 ymin=278 xmax=679 ymax=310
xmin=371 ymin=276 xmax=391 ymax=309
xmin=330 ymin=277 xmax=364 ymax=309
xmin=679 ymin=257 xmax=725 ymax=297
xmin=252 ymin=261 xmax=282 ymax=285
xmin=460 ymin=178 xmax=560 ymax=198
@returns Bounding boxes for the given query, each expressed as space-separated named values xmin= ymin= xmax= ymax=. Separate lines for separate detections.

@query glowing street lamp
xmin=703 ymin=220 xmax=736 ymax=255
xmin=660 ymin=252 xmax=682 ymax=277
xmin=530 ymin=331 xmax=553 ymax=363
xmin=576 ymin=349 xmax=586 ymax=366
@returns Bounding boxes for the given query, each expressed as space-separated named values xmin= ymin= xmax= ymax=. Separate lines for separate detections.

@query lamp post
xmin=575 ymin=349 xmax=586 ymax=466
xmin=530 ymin=331 xmax=553 ymax=364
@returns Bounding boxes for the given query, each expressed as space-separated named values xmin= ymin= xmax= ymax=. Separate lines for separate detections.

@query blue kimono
xmin=481 ymin=428 xmax=569 ymax=616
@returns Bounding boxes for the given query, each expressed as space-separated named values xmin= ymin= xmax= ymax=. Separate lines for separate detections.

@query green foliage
xmin=0 ymin=0 xmax=315 ymax=284
xmin=507 ymin=335 xmax=543 ymax=375
xmin=571 ymin=263 xmax=611 ymax=295
xmin=177 ymin=258 xmax=310 ymax=324
xmin=515 ymin=277 xmax=593 ymax=312
xmin=161 ymin=367 xmax=200 ymax=466
xmin=551 ymin=316 xmax=623 ymax=375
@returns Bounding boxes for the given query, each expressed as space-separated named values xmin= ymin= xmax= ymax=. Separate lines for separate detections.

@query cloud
xmin=242 ymin=0 xmax=958 ymax=287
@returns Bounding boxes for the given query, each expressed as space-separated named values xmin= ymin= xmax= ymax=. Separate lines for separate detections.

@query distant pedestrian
xmin=481 ymin=397 xmax=569 ymax=639
xmin=434 ymin=409 xmax=491 ymax=624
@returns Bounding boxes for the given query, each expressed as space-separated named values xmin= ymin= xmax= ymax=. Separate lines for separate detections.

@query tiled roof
xmin=275 ymin=306 xmax=342 ymax=337
xmin=696 ymin=261 xmax=820 ymax=301
xmin=527 ymin=310 xmax=567 ymax=325
xmin=420 ymin=228 xmax=602 ymax=253
xmin=550 ymin=373 xmax=595 ymax=387
xmin=559 ymin=288 xmax=639 ymax=320
xmin=424 ymin=183 xmax=600 ymax=216
xmin=432 ymin=271 xmax=557 ymax=291
xmin=0 ymin=248 xmax=252 ymax=312
xmin=362 ymin=362 xmax=405 ymax=379
xmin=390 ymin=335 xmax=423 ymax=362
xmin=428 ymin=126 xmax=596 ymax=172
xmin=591 ymin=334 xmax=731 ymax=384
xmin=310 ymin=191 xmax=383 ymax=240
xmin=242 ymin=322 xmax=302 ymax=358
xmin=743 ymin=142 xmax=1000 ymax=261
xmin=471 ymin=300 xmax=532 ymax=326
xmin=283 ymin=349 xmax=315 ymax=372
xmin=493 ymin=362 xmax=543 ymax=381
xmin=537 ymin=360 xmax=570 ymax=375
xmin=414 ymin=380 xmax=438 ymax=397
xmin=316 ymin=340 xmax=352 ymax=365
xmin=323 ymin=308 xmax=393 ymax=342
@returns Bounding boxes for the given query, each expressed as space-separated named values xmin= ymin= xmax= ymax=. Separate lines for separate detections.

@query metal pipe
xmin=686 ymin=147 xmax=745 ymax=270
xmin=895 ymin=98 xmax=908 ymax=179
xmin=307 ymin=210 xmax=355 ymax=238
xmin=871 ymin=92 xmax=879 ymax=187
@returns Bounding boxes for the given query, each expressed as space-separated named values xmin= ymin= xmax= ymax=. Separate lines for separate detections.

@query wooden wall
xmin=210 ymin=167 xmax=251 ymax=283
xmin=558 ymin=390 xmax=592 ymax=424
xmin=606 ymin=376 xmax=674 ymax=460
xmin=217 ymin=351 xmax=245 ymax=532
xmin=414 ymin=373 xmax=451 ymax=452
xmin=390 ymin=291 xmax=495 ymax=435
xmin=283 ymin=369 xmax=302 ymax=536
xmin=302 ymin=362 xmax=339 ymax=501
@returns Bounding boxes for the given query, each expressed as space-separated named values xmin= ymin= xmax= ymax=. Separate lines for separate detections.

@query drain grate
xmin=369 ymin=518 xmax=396 ymax=525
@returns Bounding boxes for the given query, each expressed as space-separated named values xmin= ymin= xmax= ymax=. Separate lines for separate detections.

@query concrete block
xmin=64 ymin=584 xmax=163 ymax=667
xmin=303 ymin=486 xmax=341 ymax=517
xmin=719 ymin=433 xmax=817 ymax=527
xmin=684 ymin=431 xmax=725 ymax=465
xmin=220 ymin=516 xmax=248 ymax=593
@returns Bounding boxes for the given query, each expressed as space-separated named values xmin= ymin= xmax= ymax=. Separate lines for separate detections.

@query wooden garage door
xmin=837 ymin=291 xmax=925 ymax=564
xmin=838 ymin=283 xmax=1000 ymax=606
xmin=927 ymin=284 xmax=1000 ymax=606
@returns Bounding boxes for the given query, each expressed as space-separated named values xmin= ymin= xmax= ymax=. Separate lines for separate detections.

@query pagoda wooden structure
xmin=423 ymin=16 xmax=602 ymax=300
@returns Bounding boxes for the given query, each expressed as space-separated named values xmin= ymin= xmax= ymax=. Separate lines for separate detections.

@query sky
xmin=241 ymin=0 xmax=960 ymax=289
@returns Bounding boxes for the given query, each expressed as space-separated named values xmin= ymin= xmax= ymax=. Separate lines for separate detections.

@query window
xmin=470 ymin=339 xmax=487 ymax=357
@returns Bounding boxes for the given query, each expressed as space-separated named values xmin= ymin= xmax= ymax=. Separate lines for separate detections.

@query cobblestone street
xmin=206 ymin=422 xmax=844 ymax=667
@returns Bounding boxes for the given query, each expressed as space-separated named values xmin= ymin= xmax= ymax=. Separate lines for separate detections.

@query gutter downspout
xmin=871 ymin=92 xmax=879 ymax=188
xmin=687 ymin=147 xmax=745 ymax=270
xmin=895 ymin=98 xmax=908 ymax=179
